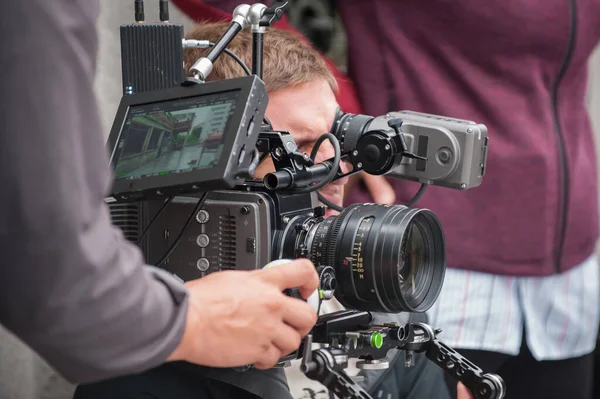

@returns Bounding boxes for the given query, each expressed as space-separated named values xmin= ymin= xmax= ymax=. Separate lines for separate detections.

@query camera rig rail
xmin=298 ymin=310 xmax=505 ymax=399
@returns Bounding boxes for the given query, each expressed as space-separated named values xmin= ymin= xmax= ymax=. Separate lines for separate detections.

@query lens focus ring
xmin=307 ymin=203 xmax=446 ymax=313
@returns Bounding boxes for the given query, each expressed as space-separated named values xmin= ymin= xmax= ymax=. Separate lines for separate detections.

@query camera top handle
xmin=187 ymin=2 xmax=288 ymax=83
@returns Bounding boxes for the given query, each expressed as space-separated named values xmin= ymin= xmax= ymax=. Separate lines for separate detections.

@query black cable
xmin=208 ymin=42 xmax=252 ymax=75
xmin=292 ymin=133 xmax=341 ymax=194
xmin=404 ymin=183 xmax=427 ymax=207
xmin=136 ymin=197 xmax=173 ymax=246
xmin=317 ymin=192 xmax=344 ymax=212
xmin=155 ymin=192 xmax=209 ymax=267
xmin=207 ymin=42 xmax=271 ymax=128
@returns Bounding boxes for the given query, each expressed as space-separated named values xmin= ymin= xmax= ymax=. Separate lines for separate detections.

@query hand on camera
xmin=345 ymin=174 xmax=396 ymax=204
xmin=167 ymin=259 xmax=319 ymax=369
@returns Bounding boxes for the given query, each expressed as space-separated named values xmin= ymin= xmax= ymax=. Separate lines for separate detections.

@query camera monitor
xmin=105 ymin=76 xmax=268 ymax=202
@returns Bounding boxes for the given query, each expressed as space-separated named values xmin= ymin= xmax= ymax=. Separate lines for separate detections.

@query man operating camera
xmin=74 ymin=21 xmax=471 ymax=399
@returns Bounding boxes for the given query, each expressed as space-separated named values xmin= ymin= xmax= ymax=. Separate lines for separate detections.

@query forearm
xmin=0 ymin=0 xmax=188 ymax=383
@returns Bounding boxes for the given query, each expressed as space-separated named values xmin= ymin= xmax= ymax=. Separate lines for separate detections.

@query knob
xmin=196 ymin=210 xmax=210 ymax=224
xmin=196 ymin=258 xmax=210 ymax=272
xmin=196 ymin=234 xmax=210 ymax=248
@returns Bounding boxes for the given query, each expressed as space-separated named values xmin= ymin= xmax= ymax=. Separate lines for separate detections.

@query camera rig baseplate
xmin=298 ymin=310 xmax=506 ymax=399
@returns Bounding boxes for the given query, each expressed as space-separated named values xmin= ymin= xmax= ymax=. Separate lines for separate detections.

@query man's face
xmin=254 ymin=78 xmax=348 ymax=217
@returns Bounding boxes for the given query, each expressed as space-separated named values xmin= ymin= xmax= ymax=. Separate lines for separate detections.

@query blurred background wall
xmin=1 ymin=1 xmax=599 ymax=398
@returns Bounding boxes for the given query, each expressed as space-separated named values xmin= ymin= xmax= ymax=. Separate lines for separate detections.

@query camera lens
xmin=307 ymin=203 xmax=445 ymax=313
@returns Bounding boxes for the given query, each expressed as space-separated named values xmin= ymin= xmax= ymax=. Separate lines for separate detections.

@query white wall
xmin=94 ymin=1 xmax=194 ymax=136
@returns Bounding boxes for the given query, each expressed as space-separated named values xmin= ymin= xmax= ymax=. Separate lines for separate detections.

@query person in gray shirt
xmin=0 ymin=0 xmax=319 ymax=385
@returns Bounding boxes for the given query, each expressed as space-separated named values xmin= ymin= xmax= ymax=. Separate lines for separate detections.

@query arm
xmin=0 ymin=0 xmax=188 ymax=383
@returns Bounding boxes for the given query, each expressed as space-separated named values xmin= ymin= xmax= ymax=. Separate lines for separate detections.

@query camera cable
xmin=404 ymin=183 xmax=427 ymax=207
xmin=291 ymin=133 xmax=341 ymax=194
xmin=207 ymin=42 xmax=272 ymax=129
xmin=136 ymin=197 xmax=173 ymax=246
xmin=155 ymin=192 xmax=209 ymax=267
xmin=317 ymin=179 xmax=428 ymax=213
xmin=317 ymin=192 xmax=343 ymax=212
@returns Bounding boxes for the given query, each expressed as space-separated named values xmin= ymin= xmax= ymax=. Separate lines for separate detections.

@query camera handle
xmin=188 ymin=2 xmax=288 ymax=82
xmin=300 ymin=310 xmax=506 ymax=399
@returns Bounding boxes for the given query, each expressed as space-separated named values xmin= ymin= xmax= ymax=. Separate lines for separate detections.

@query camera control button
xmin=247 ymin=116 xmax=255 ymax=136
xmin=196 ymin=234 xmax=210 ymax=248
xmin=437 ymin=148 xmax=452 ymax=164
xmin=238 ymin=146 xmax=246 ymax=165
xmin=196 ymin=258 xmax=210 ymax=272
xmin=196 ymin=210 xmax=210 ymax=224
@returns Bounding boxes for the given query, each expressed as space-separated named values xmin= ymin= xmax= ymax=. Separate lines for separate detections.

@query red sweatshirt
xmin=172 ymin=0 xmax=600 ymax=277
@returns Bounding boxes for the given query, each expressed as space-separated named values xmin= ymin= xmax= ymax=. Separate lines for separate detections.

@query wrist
xmin=166 ymin=297 xmax=201 ymax=362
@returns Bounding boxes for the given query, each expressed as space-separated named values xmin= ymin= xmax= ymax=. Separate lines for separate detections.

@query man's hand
xmin=167 ymin=259 xmax=319 ymax=369
xmin=457 ymin=382 xmax=474 ymax=399
xmin=345 ymin=174 xmax=396 ymax=204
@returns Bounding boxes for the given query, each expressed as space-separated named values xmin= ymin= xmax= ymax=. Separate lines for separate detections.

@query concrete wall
xmin=95 ymin=1 xmax=194 ymax=136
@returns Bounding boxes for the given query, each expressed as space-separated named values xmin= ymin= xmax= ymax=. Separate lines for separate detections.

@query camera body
xmin=164 ymin=188 xmax=317 ymax=279
xmin=161 ymin=184 xmax=445 ymax=315
xmin=379 ymin=111 xmax=487 ymax=189
xmin=331 ymin=110 xmax=489 ymax=191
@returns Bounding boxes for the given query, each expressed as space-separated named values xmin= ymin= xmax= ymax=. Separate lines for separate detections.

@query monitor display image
xmin=112 ymin=90 xmax=239 ymax=181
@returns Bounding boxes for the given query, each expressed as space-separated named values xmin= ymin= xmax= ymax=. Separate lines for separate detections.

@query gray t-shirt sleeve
xmin=0 ymin=0 xmax=189 ymax=384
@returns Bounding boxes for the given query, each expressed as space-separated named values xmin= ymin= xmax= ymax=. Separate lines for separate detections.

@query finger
xmin=259 ymin=259 xmax=319 ymax=299
xmin=457 ymin=382 xmax=473 ymax=399
xmin=363 ymin=175 xmax=395 ymax=204
xmin=254 ymin=345 xmax=283 ymax=370
xmin=280 ymin=296 xmax=318 ymax=336
xmin=271 ymin=322 xmax=303 ymax=357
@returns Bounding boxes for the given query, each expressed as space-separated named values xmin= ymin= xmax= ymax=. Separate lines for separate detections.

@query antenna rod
xmin=134 ymin=0 xmax=145 ymax=22
xmin=189 ymin=4 xmax=250 ymax=81
xmin=159 ymin=0 xmax=170 ymax=22
xmin=247 ymin=4 xmax=268 ymax=79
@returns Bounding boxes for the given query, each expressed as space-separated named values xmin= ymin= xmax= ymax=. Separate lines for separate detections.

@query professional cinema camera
xmin=106 ymin=2 xmax=503 ymax=398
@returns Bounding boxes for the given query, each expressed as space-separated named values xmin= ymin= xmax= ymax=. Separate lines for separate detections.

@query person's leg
xmin=495 ymin=343 xmax=594 ymax=399
xmin=372 ymin=351 xmax=456 ymax=399
xmin=73 ymin=362 xmax=262 ymax=399
xmin=442 ymin=343 xmax=595 ymax=399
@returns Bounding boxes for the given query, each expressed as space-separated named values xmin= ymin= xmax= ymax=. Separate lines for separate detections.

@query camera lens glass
xmin=306 ymin=203 xmax=445 ymax=313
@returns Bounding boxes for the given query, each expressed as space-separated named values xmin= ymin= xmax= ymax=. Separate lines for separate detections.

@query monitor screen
xmin=112 ymin=90 xmax=240 ymax=181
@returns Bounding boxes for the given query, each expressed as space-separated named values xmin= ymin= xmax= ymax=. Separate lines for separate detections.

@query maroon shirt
xmin=338 ymin=0 xmax=600 ymax=276
xmin=178 ymin=0 xmax=600 ymax=277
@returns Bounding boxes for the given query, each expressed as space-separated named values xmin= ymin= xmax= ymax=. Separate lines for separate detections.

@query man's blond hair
xmin=184 ymin=22 xmax=338 ymax=93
